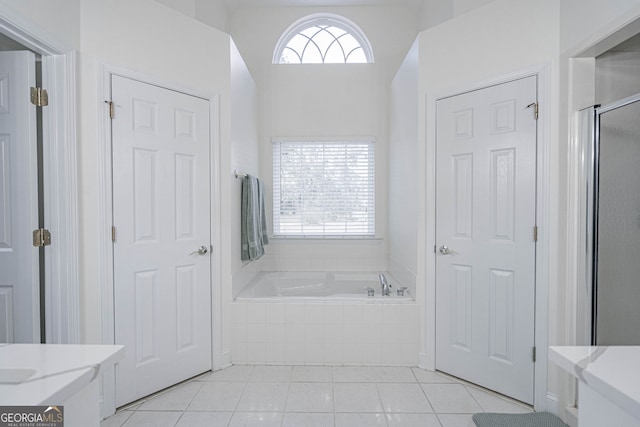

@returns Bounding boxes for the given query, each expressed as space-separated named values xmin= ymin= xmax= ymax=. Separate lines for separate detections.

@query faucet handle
xmin=397 ymin=287 xmax=408 ymax=296
xmin=365 ymin=287 xmax=375 ymax=297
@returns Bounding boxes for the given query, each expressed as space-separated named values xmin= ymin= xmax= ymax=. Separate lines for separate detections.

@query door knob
xmin=439 ymin=245 xmax=452 ymax=255
xmin=190 ymin=245 xmax=208 ymax=256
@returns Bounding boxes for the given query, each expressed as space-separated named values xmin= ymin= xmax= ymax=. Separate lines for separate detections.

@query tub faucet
xmin=379 ymin=274 xmax=391 ymax=296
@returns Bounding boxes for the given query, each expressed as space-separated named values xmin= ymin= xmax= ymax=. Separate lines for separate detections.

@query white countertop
xmin=549 ymin=346 xmax=640 ymax=420
xmin=0 ymin=344 xmax=124 ymax=405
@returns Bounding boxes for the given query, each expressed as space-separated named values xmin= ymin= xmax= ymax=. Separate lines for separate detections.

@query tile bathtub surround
xmin=102 ymin=365 xmax=533 ymax=427
xmin=232 ymin=302 xmax=419 ymax=366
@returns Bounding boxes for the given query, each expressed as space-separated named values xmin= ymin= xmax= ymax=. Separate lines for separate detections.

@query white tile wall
xmin=232 ymin=301 xmax=419 ymax=366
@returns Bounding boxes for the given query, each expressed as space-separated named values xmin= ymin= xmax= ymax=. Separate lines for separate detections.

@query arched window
xmin=273 ymin=14 xmax=374 ymax=64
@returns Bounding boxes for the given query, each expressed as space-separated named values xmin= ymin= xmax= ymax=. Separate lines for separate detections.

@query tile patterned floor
xmin=102 ymin=365 xmax=532 ymax=427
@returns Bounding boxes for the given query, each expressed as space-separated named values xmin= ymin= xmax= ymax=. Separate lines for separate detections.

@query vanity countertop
xmin=549 ymin=346 xmax=640 ymax=420
xmin=0 ymin=344 xmax=124 ymax=405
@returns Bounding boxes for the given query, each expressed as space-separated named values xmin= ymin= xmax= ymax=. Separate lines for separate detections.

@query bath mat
xmin=472 ymin=412 xmax=568 ymax=427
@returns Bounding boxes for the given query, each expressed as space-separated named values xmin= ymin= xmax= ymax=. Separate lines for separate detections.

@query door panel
xmin=112 ymin=75 xmax=212 ymax=406
xmin=0 ymin=51 xmax=39 ymax=343
xmin=435 ymin=76 xmax=537 ymax=404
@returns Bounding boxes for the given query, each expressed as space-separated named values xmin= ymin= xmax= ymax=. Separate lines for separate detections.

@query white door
xmin=435 ymin=76 xmax=537 ymax=404
xmin=112 ymin=75 xmax=212 ymax=406
xmin=0 ymin=51 xmax=39 ymax=344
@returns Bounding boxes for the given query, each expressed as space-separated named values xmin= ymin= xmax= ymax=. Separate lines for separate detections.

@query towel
xmin=241 ymin=175 xmax=269 ymax=261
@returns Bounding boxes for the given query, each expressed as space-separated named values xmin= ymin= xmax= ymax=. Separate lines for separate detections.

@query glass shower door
xmin=594 ymin=95 xmax=640 ymax=345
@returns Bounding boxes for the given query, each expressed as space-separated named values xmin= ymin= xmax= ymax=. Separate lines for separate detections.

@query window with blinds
xmin=272 ymin=140 xmax=375 ymax=238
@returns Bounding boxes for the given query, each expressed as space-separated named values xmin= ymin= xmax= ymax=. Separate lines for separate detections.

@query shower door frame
xmin=579 ymin=92 xmax=640 ymax=345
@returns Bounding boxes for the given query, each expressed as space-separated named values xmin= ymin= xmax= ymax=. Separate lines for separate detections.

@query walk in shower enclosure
xmin=579 ymin=94 xmax=640 ymax=345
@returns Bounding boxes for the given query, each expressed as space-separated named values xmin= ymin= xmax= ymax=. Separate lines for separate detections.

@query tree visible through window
xmin=272 ymin=141 xmax=375 ymax=238
xmin=273 ymin=14 xmax=374 ymax=64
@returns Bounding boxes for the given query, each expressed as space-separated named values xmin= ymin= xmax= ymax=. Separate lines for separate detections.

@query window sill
xmin=270 ymin=236 xmax=383 ymax=244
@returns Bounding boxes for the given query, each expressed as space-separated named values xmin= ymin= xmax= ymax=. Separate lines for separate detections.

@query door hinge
xmin=532 ymin=346 xmax=537 ymax=362
xmin=105 ymin=100 xmax=114 ymax=119
xmin=533 ymin=225 xmax=538 ymax=242
xmin=526 ymin=102 xmax=539 ymax=120
xmin=30 ymin=87 xmax=49 ymax=107
xmin=32 ymin=228 xmax=51 ymax=247
xmin=112 ymin=226 xmax=116 ymax=243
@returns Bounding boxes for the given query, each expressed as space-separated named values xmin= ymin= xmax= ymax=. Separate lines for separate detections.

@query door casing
xmin=98 ymin=62 xmax=222 ymax=418
xmin=0 ymin=6 xmax=80 ymax=345
xmin=423 ymin=65 xmax=551 ymax=411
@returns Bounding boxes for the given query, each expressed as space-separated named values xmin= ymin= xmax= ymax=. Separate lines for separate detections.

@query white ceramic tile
xmin=229 ymin=412 xmax=283 ymax=427
xmin=291 ymin=366 xmax=332 ymax=382
xmin=323 ymin=342 xmax=343 ymax=364
xmin=421 ymin=384 xmax=482 ymax=413
xmin=381 ymin=343 xmax=405 ymax=365
xmin=387 ymin=413 xmax=442 ymax=427
xmin=305 ymin=341 xmax=326 ymax=364
xmin=188 ymin=381 xmax=245 ymax=411
xmin=284 ymin=304 xmax=305 ymax=324
xmin=246 ymin=342 xmax=266 ymax=363
xmin=101 ymin=411 xmax=133 ymax=427
xmin=265 ymin=303 xmax=285 ymax=323
xmin=285 ymin=342 xmax=305 ymax=364
xmin=381 ymin=322 xmax=404 ymax=344
xmin=138 ymin=381 xmax=202 ymax=411
xmin=382 ymin=304 xmax=405 ymax=323
xmin=333 ymin=383 xmax=383 ymax=412
xmin=362 ymin=305 xmax=382 ymax=325
xmin=232 ymin=303 xmax=247 ymax=324
xmin=343 ymin=323 xmax=364 ymax=344
xmin=361 ymin=326 xmax=382 ymax=344
xmin=208 ymin=365 xmax=254 ymax=382
xmin=285 ymin=323 xmax=305 ymax=344
xmin=334 ymin=413 xmax=387 ymax=427
xmin=246 ymin=303 xmax=266 ymax=324
xmin=305 ymin=324 xmax=325 ymax=343
xmin=324 ymin=304 xmax=344 ymax=324
xmin=282 ymin=413 xmax=334 ymax=427
xmin=343 ymin=305 xmax=364 ymax=324
xmin=265 ymin=342 xmax=286 ymax=363
xmin=437 ymin=414 xmax=476 ymax=427
xmin=372 ymin=366 xmax=416 ymax=383
xmin=232 ymin=342 xmax=248 ymax=364
xmin=236 ymin=382 xmax=288 ymax=412
xmin=377 ymin=383 xmax=433 ymax=413
xmin=265 ymin=324 xmax=285 ymax=343
xmin=333 ymin=367 xmax=375 ymax=382
xmin=464 ymin=385 xmax=532 ymax=413
xmin=324 ymin=323 xmax=345 ymax=343
xmin=412 ymin=368 xmax=457 ymax=384
xmin=361 ymin=343 xmax=382 ymax=365
xmin=249 ymin=365 xmax=292 ymax=382
xmin=286 ymin=382 xmax=333 ymax=412
xmin=246 ymin=323 xmax=267 ymax=343
xmin=401 ymin=341 xmax=420 ymax=365
xmin=343 ymin=343 xmax=364 ymax=365
xmin=121 ymin=411 xmax=182 ymax=427
xmin=305 ymin=304 xmax=325 ymax=324
xmin=175 ymin=412 xmax=233 ymax=427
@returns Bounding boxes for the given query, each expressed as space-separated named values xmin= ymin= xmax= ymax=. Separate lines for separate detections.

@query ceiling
xmin=223 ymin=0 xmax=424 ymax=13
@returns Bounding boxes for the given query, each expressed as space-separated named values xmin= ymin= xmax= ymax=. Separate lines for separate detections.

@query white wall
xmin=196 ymin=0 xmax=230 ymax=34
xmin=389 ymin=38 xmax=419 ymax=297
xmin=596 ymin=51 xmax=640 ymax=104
xmin=79 ymin=0 xmax=234 ymax=349
xmin=229 ymin=38 xmax=261 ymax=298
xmin=0 ymin=0 xmax=80 ymax=50
xmin=417 ymin=0 xmax=560 ymax=410
xmin=229 ymin=6 xmax=418 ymax=273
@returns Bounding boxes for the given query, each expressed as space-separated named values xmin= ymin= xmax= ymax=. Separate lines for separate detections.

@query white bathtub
xmin=235 ymin=271 xmax=413 ymax=302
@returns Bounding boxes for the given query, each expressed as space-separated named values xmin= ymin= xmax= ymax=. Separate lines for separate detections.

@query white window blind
xmin=273 ymin=141 xmax=375 ymax=238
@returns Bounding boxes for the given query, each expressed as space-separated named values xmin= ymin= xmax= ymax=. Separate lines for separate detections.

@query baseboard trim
xmin=217 ymin=351 xmax=232 ymax=371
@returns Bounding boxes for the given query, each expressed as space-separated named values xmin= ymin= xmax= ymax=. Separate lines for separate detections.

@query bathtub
xmin=232 ymin=271 xmax=418 ymax=366
xmin=235 ymin=271 xmax=413 ymax=302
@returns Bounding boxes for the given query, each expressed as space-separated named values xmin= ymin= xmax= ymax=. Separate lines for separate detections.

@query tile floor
xmin=102 ymin=365 xmax=532 ymax=427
